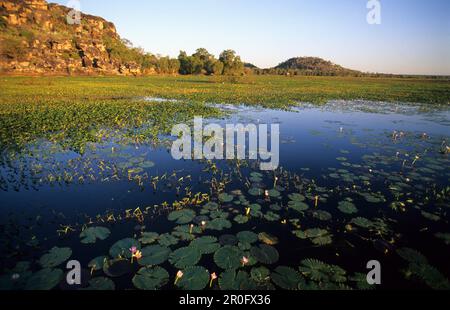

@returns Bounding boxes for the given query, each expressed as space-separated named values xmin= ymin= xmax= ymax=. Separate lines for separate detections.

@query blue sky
xmin=50 ymin=0 xmax=450 ymax=75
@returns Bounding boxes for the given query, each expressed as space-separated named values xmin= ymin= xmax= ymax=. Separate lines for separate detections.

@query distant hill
xmin=255 ymin=57 xmax=364 ymax=76
xmin=244 ymin=62 xmax=258 ymax=69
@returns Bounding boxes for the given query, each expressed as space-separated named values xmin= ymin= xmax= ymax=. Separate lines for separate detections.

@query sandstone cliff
xmin=0 ymin=0 xmax=145 ymax=75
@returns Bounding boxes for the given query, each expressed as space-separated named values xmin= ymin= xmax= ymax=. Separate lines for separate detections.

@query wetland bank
xmin=0 ymin=75 xmax=449 ymax=290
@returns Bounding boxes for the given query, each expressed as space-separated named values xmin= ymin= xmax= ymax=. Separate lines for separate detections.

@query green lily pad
xmin=206 ymin=218 xmax=232 ymax=231
xmin=288 ymin=200 xmax=309 ymax=212
xmin=203 ymin=202 xmax=219 ymax=211
xmin=39 ymin=247 xmax=72 ymax=268
xmin=168 ymin=209 xmax=196 ymax=224
xmin=268 ymin=189 xmax=280 ymax=198
xmin=234 ymin=214 xmax=249 ymax=224
xmin=177 ymin=266 xmax=209 ymax=290
xmin=250 ymin=266 xmax=270 ymax=283
xmin=109 ymin=238 xmax=140 ymax=259
xmin=248 ymin=187 xmax=263 ymax=196
xmin=264 ymin=211 xmax=280 ymax=221
xmin=79 ymin=227 xmax=111 ymax=244
xmin=397 ymin=248 xmax=428 ymax=264
xmin=237 ymin=231 xmax=258 ymax=244
xmin=349 ymin=273 xmax=375 ymax=290
xmin=158 ymin=233 xmax=179 ymax=247
xmin=219 ymin=193 xmax=234 ymax=203
xmin=25 ymin=268 xmax=63 ymax=290
xmin=139 ymin=160 xmax=155 ymax=168
xmin=248 ymin=203 xmax=262 ymax=217
xmin=88 ymin=256 xmax=107 ymax=271
xmin=103 ymin=259 xmax=132 ymax=278
xmin=139 ymin=245 xmax=171 ymax=266
xmin=312 ymin=210 xmax=332 ymax=221
xmin=250 ymin=245 xmax=279 ymax=264
xmin=351 ymin=217 xmax=373 ymax=229
xmin=190 ymin=236 xmax=220 ymax=254
xmin=289 ymin=193 xmax=306 ymax=201
xmin=139 ymin=232 xmax=159 ymax=245
xmin=132 ymin=266 xmax=169 ymax=290
xmin=83 ymin=277 xmax=115 ymax=290
xmin=214 ymin=246 xmax=244 ymax=270
xmin=435 ymin=233 xmax=450 ymax=245
xmin=219 ymin=270 xmax=257 ymax=290
xmin=337 ymin=201 xmax=358 ymax=214
xmin=421 ymin=211 xmax=440 ymax=222
xmin=169 ymin=246 xmax=202 ymax=269
xmin=299 ymin=259 xmax=346 ymax=283
xmin=219 ymin=234 xmax=238 ymax=246
xmin=271 ymin=266 xmax=303 ymax=290
xmin=238 ymin=241 xmax=252 ymax=251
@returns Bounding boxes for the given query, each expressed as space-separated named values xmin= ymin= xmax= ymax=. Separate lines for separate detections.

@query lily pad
xmin=103 ymin=259 xmax=132 ymax=278
xmin=288 ymin=193 xmax=306 ymax=201
xmin=250 ymin=245 xmax=279 ymax=264
xmin=190 ymin=236 xmax=220 ymax=254
xmin=271 ymin=266 xmax=303 ymax=290
xmin=219 ymin=234 xmax=238 ymax=246
xmin=132 ymin=266 xmax=169 ymax=290
xmin=169 ymin=246 xmax=202 ymax=269
xmin=109 ymin=238 xmax=140 ymax=259
xmin=250 ymin=266 xmax=270 ymax=283
xmin=234 ymin=215 xmax=249 ymax=224
xmin=337 ymin=201 xmax=358 ymax=214
xmin=176 ymin=266 xmax=210 ymax=290
xmin=214 ymin=246 xmax=243 ymax=270
xmin=288 ymin=201 xmax=309 ymax=212
xmin=168 ymin=209 xmax=196 ymax=224
xmin=264 ymin=211 xmax=280 ymax=221
xmin=25 ymin=268 xmax=63 ymax=290
xmin=158 ymin=233 xmax=179 ymax=247
xmin=237 ymin=231 xmax=258 ymax=244
xmin=219 ymin=192 xmax=234 ymax=203
xmin=397 ymin=248 xmax=428 ymax=264
xmin=88 ymin=256 xmax=107 ymax=271
xmin=248 ymin=187 xmax=263 ymax=196
xmin=39 ymin=247 xmax=72 ymax=268
xmin=139 ymin=232 xmax=159 ymax=245
xmin=206 ymin=218 xmax=232 ymax=231
xmin=351 ymin=217 xmax=373 ymax=229
xmin=268 ymin=189 xmax=280 ymax=198
xmin=219 ymin=270 xmax=257 ymax=290
xmin=79 ymin=227 xmax=111 ymax=244
xmin=139 ymin=245 xmax=171 ymax=266
xmin=83 ymin=277 xmax=115 ymax=290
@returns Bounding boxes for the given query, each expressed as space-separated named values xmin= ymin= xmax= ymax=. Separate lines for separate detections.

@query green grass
xmin=0 ymin=75 xmax=449 ymax=152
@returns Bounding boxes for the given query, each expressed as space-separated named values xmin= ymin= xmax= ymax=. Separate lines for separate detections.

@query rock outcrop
xmin=0 ymin=0 xmax=143 ymax=75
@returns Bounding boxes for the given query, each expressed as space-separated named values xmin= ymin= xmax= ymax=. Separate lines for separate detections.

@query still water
xmin=1 ymin=101 xmax=449 ymax=290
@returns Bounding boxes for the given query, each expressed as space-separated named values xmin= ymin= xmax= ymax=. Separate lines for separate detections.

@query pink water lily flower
xmin=129 ymin=246 xmax=137 ymax=254
xmin=241 ymin=256 xmax=249 ymax=266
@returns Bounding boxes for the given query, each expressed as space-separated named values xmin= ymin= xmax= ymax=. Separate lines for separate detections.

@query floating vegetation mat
xmin=0 ymin=100 xmax=449 ymax=290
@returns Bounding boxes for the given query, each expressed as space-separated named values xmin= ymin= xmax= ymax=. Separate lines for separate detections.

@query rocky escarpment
xmin=0 ymin=0 xmax=144 ymax=75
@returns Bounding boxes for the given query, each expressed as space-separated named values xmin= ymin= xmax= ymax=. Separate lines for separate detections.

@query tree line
xmin=106 ymin=38 xmax=246 ymax=76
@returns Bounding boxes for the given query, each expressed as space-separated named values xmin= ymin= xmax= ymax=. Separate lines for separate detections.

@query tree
xmin=219 ymin=50 xmax=244 ymax=76
xmin=178 ymin=51 xmax=190 ymax=74
xmin=212 ymin=60 xmax=224 ymax=75
xmin=168 ymin=58 xmax=180 ymax=74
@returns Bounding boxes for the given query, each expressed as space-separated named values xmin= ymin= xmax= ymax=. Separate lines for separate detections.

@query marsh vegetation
xmin=0 ymin=76 xmax=449 ymax=290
